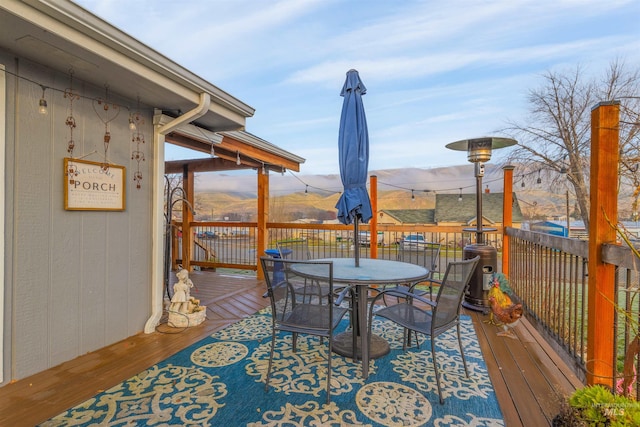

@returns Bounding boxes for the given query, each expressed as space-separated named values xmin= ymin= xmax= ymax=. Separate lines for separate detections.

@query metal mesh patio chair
xmin=381 ymin=241 xmax=441 ymax=304
xmin=260 ymin=256 xmax=349 ymax=404
xmin=398 ymin=240 xmax=441 ymax=289
xmin=397 ymin=240 xmax=441 ymax=274
xmin=276 ymin=238 xmax=331 ymax=303
xmin=367 ymin=256 xmax=480 ymax=404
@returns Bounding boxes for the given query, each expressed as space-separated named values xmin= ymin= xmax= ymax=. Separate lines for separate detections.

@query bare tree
xmin=505 ymin=60 xmax=640 ymax=231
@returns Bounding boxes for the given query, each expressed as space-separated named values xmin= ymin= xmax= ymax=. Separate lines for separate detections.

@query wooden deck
xmin=0 ymin=270 xmax=583 ymax=426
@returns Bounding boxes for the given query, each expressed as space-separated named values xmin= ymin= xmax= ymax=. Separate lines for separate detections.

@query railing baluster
xmin=505 ymin=226 xmax=640 ymax=392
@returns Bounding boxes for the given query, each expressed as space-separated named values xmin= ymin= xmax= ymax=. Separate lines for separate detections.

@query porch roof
xmin=163 ymin=120 xmax=305 ymax=173
xmin=0 ymin=0 xmax=254 ymax=132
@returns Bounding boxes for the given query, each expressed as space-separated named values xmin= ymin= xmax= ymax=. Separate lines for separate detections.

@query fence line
xmin=507 ymin=226 xmax=640 ymax=398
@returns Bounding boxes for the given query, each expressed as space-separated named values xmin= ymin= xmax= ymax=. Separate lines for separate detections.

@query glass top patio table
xmin=291 ymin=257 xmax=430 ymax=379
xmin=293 ymin=257 xmax=429 ymax=284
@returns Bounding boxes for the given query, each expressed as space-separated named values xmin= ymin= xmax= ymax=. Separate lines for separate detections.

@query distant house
xmin=435 ymin=193 xmax=523 ymax=228
xmin=530 ymin=220 xmax=588 ymax=239
xmin=377 ymin=193 xmax=522 ymax=246
xmin=530 ymin=221 xmax=569 ymax=237
xmin=379 ymin=209 xmax=435 ymax=225
xmin=380 ymin=193 xmax=523 ymax=228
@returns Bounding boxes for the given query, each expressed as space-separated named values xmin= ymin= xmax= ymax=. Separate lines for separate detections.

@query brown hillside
xmin=194 ymin=189 xmax=436 ymax=221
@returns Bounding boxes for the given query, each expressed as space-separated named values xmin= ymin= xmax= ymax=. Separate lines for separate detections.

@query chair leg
xmin=265 ymin=330 xmax=276 ymax=392
xmin=348 ymin=289 xmax=355 ymax=330
xmin=402 ymin=328 xmax=408 ymax=351
xmin=326 ymin=339 xmax=332 ymax=404
xmin=431 ymin=338 xmax=444 ymax=404
xmin=381 ymin=287 xmax=390 ymax=306
xmin=351 ymin=315 xmax=358 ymax=360
xmin=457 ymin=324 xmax=469 ymax=378
xmin=406 ymin=329 xmax=421 ymax=349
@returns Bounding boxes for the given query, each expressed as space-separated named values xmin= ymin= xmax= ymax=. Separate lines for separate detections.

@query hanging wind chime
xmin=129 ymin=99 xmax=145 ymax=189
xmin=64 ymin=70 xmax=80 ymax=157
xmin=93 ymin=85 xmax=120 ymax=172
xmin=67 ymin=164 xmax=79 ymax=186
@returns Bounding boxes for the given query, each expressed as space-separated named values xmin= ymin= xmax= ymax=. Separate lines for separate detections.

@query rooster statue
xmin=485 ymin=272 xmax=523 ymax=339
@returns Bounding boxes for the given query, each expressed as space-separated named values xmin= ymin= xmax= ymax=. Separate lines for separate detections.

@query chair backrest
xmin=398 ymin=241 xmax=441 ymax=276
xmin=431 ymin=256 xmax=480 ymax=335
xmin=276 ymin=239 xmax=311 ymax=260
xmin=260 ymin=256 xmax=334 ymax=326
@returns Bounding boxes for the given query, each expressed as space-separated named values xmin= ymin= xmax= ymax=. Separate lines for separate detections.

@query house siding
xmin=2 ymin=55 xmax=153 ymax=382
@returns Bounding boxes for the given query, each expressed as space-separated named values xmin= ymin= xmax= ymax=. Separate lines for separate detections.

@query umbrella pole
xmin=354 ymin=218 xmax=359 ymax=267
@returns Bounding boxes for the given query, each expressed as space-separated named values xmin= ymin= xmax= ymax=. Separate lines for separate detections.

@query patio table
xmin=291 ymin=257 xmax=429 ymax=378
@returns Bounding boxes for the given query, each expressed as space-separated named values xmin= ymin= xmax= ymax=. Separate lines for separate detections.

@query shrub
xmin=554 ymin=385 xmax=640 ymax=426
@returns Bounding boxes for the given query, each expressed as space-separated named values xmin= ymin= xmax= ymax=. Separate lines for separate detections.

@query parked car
xmin=401 ymin=233 xmax=426 ymax=248
xmin=197 ymin=231 xmax=217 ymax=239
xmin=358 ymin=231 xmax=384 ymax=246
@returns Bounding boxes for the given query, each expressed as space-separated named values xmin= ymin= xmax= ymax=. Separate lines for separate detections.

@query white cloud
xmin=76 ymin=0 xmax=640 ymax=176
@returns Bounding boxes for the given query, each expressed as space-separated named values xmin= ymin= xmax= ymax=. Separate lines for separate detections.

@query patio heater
xmin=445 ymin=137 xmax=517 ymax=310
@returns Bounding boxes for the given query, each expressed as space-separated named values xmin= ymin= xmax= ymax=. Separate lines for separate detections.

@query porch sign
xmin=64 ymin=158 xmax=126 ymax=211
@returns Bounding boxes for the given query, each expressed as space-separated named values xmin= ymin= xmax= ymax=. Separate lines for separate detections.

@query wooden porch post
xmin=182 ymin=165 xmax=194 ymax=271
xmin=370 ymin=175 xmax=378 ymax=259
xmin=502 ymin=165 xmax=515 ymax=278
xmin=587 ymin=101 xmax=620 ymax=387
xmin=256 ymin=170 xmax=269 ymax=280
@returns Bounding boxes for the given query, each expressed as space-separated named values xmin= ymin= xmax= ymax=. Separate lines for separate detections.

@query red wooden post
xmin=257 ymin=170 xmax=269 ymax=280
xmin=182 ymin=165 xmax=194 ymax=271
xmin=587 ymin=101 xmax=620 ymax=387
xmin=502 ymin=165 xmax=515 ymax=278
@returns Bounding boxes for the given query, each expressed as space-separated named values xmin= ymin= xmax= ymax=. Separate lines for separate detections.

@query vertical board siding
xmin=3 ymin=57 xmax=154 ymax=382
xmin=14 ymin=62 xmax=53 ymax=378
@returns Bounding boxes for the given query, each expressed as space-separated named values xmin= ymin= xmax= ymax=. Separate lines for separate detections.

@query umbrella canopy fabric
xmin=335 ymin=69 xmax=372 ymax=226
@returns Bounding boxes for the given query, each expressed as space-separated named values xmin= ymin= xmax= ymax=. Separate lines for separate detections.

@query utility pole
xmin=566 ymin=190 xmax=570 ymax=237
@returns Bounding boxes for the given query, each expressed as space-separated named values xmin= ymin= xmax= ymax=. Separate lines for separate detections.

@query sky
xmin=74 ymin=0 xmax=639 ymax=180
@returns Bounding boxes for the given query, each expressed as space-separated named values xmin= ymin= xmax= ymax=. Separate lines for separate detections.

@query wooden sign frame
xmin=64 ymin=158 xmax=126 ymax=211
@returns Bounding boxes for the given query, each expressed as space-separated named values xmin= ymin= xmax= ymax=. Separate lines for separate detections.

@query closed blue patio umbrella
xmin=335 ymin=69 xmax=372 ymax=267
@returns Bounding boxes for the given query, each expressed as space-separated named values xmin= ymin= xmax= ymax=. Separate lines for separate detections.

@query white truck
xmin=358 ymin=231 xmax=384 ymax=246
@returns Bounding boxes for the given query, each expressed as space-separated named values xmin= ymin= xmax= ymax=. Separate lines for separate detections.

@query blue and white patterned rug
xmin=41 ymin=308 xmax=504 ymax=426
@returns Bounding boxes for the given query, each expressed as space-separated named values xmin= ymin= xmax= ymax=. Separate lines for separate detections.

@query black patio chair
xmin=276 ymin=238 xmax=332 ymax=303
xmin=397 ymin=240 xmax=441 ymax=278
xmin=260 ymin=256 xmax=349 ymax=403
xmin=380 ymin=241 xmax=442 ymax=305
xmin=367 ymin=255 xmax=480 ymax=404
xmin=397 ymin=240 xmax=441 ymax=289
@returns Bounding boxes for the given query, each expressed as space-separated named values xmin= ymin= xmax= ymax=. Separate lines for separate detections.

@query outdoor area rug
xmin=41 ymin=308 xmax=504 ymax=426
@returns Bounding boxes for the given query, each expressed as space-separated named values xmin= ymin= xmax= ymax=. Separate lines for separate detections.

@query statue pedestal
xmin=168 ymin=307 xmax=207 ymax=328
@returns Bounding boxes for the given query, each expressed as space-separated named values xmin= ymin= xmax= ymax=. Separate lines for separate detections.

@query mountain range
xmin=190 ymin=164 xmax=591 ymax=222
xmin=194 ymin=164 xmax=487 ymax=196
